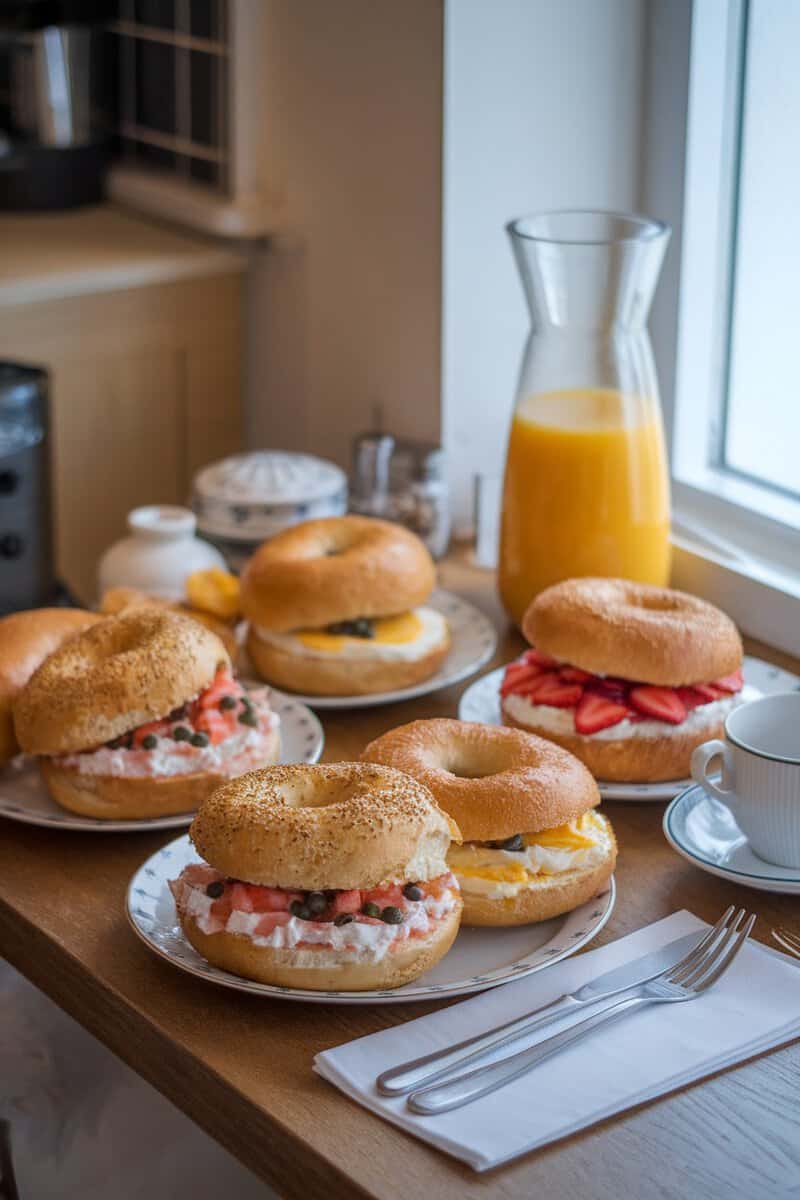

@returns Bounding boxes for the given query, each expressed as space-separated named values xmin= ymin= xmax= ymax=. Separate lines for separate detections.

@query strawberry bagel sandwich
xmin=13 ymin=609 xmax=280 ymax=819
xmin=501 ymin=578 xmax=749 ymax=783
xmin=170 ymin=763 xmax=462 ymax=991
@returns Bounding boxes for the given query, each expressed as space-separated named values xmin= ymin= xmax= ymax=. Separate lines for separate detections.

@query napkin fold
xmin=314 ymin=911 xmax=800 ymax=1171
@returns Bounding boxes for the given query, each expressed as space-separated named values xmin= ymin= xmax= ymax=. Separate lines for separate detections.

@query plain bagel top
xmin=362 ymin=719 xmax=599 ymax=843
xmin=240 ymin=515 xmax=436 ymax=632
xmin=524 ymin=577 xmax=742 ymax=688
xmin=14 ymin=608 xmax=230 ymax=756
xmin=190 ymin=762 xmax=458 ymax=891
xmin=0 ymin=607 xmax=101 ymax=765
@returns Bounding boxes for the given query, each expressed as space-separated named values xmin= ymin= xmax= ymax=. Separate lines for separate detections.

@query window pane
xmin=724 ymin=0 xmax=800 ymax=497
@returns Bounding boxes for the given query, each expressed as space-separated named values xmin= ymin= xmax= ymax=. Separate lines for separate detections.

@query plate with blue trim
xmin=0 ymin=690 xmax=323 ymax=833
xmin=126 ymin=833 xmax=616 ymax=1005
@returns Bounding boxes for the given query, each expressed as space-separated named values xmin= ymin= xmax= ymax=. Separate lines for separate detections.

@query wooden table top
xmin=1 ymin=555 xmax=798 ymax=1200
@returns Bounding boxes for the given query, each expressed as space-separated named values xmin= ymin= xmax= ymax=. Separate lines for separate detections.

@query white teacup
xmin=691 ymin=691 xmax=800 ymax=869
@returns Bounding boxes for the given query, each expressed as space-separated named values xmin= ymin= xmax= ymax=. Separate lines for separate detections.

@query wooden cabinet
xmin=0 ymin=207 xmax=245 ymax=602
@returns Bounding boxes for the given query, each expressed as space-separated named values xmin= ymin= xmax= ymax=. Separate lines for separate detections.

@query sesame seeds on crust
xmin=190 ymin=762 xmax=457 ymax=891
xmin=13 ymin=609 xmax=230 ymax=756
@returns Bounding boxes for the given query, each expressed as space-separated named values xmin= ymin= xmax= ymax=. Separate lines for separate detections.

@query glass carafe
xmin=499 ymin=210 xmax=672 ymax=627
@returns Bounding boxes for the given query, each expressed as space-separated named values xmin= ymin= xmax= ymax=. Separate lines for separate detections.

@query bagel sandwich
xmin=362 ymin=718 xmax=615 ymax=927
xmin=13 ymin=609 xmax=280 ymax=820
xmin=241 ymin=515 xmax=450 ymax=696
xmin=169 ymin=763 xmax=463 ymax=991
xmin=501 ymin=578 xmax=747 ymax=783
xmin=0 ymin=607 xmax=101 ymax=767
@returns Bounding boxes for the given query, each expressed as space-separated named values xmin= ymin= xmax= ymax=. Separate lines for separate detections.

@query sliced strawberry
xmin=527 ymin=673 xmax=583 ymax=708
xmin=712 ymin=669 xmax=743 ymax=694
xmin=586 ymin=678 xmax=629 ymax=700
xmin=629 ymin=686 xmax=687 ymax=725
xmin=523 ymin=648 xmax=559 ymax=669
xmin=676 ymin=687 xmax=705 ymax=712
xmin=689 ymin=682 xmax=725 ymax=703
xmin=500 ymin=662 xmax=548 ymax=695
xmin=559 ymin=666 xmax=593 ymax=684
xmin=574 ymin=692 xmax=629 ymax=734
xmin=254 ymin=912 xmax=292 ymax=936
xmin=329 ymin=889 xmax=362 ymax=916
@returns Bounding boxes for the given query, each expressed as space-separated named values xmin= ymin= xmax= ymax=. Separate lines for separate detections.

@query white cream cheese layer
xmin=450 ymin=814 xmax=613 ymax=900
xmin=503 ymin=687 xmax=755 ymax=742
xmin=171 ymin=876 xmax=460 ymax=964
xmin=59 ymin=701 xmax=279 ymax=779
xmin=252 ymin=605 xmax=447 ymax=662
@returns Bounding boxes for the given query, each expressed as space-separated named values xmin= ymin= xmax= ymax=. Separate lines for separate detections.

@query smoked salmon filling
xmin=170 ymin=865 xmax=460 ymax=957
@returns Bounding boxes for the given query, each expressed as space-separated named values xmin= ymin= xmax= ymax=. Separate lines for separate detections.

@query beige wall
xmin=245 ymin=0 xmax=444 ymax=469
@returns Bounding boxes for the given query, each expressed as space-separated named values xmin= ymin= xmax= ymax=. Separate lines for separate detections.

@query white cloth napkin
xmin=314 ymin=911 xmax=800 ymax=1171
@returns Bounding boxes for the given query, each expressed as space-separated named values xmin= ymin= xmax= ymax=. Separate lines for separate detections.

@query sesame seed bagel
xmin=178 ymin=902 xmax=462 ymax=992
xmin=525 ymin=578 xmax=742 ymax=688
xmin=190 ymin=762 xmax=460 ymax=891
xmin=13 ymin=609 xmax=229 ymax=756
xmin=361 ymin=719 xmax=600 ymax=843
xmin=240 ymin=515 xmax=436 ymax=632
xmin=0 ymin=608 xmax=101 ymax=766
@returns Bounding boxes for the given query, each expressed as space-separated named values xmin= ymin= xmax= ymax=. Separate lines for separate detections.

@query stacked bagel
xmin=241 ymin=515 xmax=450 ymax=696
xmin=170 ymin=762 xmax=462 ymax=990
xmin=500 ymin=578 xmax=746 ymax=782
xmin=363 ymin=718 xmax=616 ymax=926
xmin=13 ymin=608 xmax=281 ymax=819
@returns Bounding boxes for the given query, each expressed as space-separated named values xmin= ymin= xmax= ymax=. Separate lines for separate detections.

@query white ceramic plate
xmin=663 ymin=784 xmax=800 ymax=895
xmin=0 ymin=691 xmax=324 ymax=833
xmin=245 ymin=589 xmax=498 ymax=710
xmin=126 ymin=833 xmax=616 ymax=1005
xmin=459 ymin=654 xmax=799 ymax=802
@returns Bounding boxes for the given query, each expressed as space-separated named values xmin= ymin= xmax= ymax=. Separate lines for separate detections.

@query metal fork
xmin=408 ymin=907 xmax=755 ymax=1115
xmin=772 ymin=927 xmax=800 ymax=959
xmin=378 ymin=908 xmax=735 ymax=1097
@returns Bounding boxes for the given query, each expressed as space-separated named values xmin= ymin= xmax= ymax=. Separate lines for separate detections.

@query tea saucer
xmin=663 ymin=784 xmax=800 ymax=895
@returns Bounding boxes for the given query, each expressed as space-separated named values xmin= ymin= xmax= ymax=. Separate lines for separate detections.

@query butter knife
xmin=376 ymin=926 xmax=715 ymax=1097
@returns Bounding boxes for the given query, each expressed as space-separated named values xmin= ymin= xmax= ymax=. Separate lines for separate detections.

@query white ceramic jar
xmin=97 ymin=506 xmax=227 ymax=602
xmin=191 ymin=451 xmax=348 ymax=569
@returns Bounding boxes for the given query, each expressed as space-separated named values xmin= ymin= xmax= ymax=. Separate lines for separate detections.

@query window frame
xmin=648 ymin=0 xmax=800 ymax=656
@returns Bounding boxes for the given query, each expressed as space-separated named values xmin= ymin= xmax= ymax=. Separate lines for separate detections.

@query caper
xmin=403 ymin=883 xmax=423 ymax=902
xmin=382 ymin=906 xmax=404 ymax=925
xmin=307 ymin=891 xmax=327 ymax=914
xmin=333 ymin=913 xmax=354 ymax=926
xmin=362 ymin=901 xmax=381 ymax=919
xmin=219 ymin=695 xmax=237 ymax=711
xmin=326 ymin=618 xmax=375 ymax=639
xmin=172 ymin=726 xmax=191 ymax=741
xmin=141 ymin=734 xmax=158 ymax=750
xmin=190 ymin=731 xmax=209 ymax=748
xmin=495 ymin=834 xmax=524 ymax=852
xmin=205 ymin=881 xmax=225 ymax=899
xmin=289 ymin=899 xmax=304 ymax=917
xmin=238 ymin=709 xmax=258 ymax=728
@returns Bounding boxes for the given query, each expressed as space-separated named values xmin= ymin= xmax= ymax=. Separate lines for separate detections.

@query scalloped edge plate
xmin=127 ymin=833 xmax=616 ymax=1005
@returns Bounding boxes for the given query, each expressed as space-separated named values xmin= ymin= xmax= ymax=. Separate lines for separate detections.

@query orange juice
xmin=499 ymin=388 xmax=670 ymax=626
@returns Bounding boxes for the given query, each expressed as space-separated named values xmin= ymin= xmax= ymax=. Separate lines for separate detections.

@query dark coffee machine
xmin=0 ymin=361 xmax=54 ymax=611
